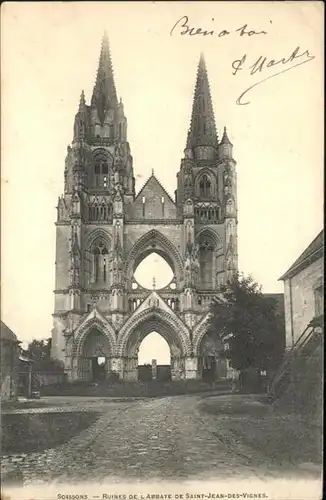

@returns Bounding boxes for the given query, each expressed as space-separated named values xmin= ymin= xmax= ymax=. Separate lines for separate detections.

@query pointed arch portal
xmin=71 ymin=310 xmax=117 ymax=382
xmin=116 ymin=308 xmax=191 ymax=381
xmin=138 ymin=332 xmax=170 ymax=365
xmin=138 ymin=332 xmax=171 ymax=382
xmin=125 ymin=230 xmax=184 ymax=288
xmin=134 ymin=252 xmax=174 ymax=290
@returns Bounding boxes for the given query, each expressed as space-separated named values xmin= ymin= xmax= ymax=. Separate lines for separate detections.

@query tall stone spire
xmin=186 ymin=53 xmax=218 ymax=150
xmin=91 ymin=32 xmax=118 ymax=125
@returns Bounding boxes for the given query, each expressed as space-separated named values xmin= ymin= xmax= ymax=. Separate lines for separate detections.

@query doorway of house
xmin=91 ymin=356 xmax=106 ymax=381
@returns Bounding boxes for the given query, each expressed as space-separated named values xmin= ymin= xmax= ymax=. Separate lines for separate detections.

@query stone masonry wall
xmin=124 ymin=224 xmax=183 ymax=255
xmin=283 ymin=257 xmax=323 ymax=349
xmin=54 ymin=225 xmax=70 ymax=290
xmin=0 ymin=340 xmax=19 ymax=401
xmin=127 ymin=177 xmax=177 ymax=221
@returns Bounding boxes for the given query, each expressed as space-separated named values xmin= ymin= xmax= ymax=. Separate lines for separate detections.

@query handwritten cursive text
xmin=232 ymin=46 xmax=315 ymax=105
xmin=170 ymin=16 xmax=270 ymax=37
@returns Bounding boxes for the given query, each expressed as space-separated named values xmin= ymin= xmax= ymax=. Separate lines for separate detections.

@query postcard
xmin=1 ymin=2 xmax=323 ymax=500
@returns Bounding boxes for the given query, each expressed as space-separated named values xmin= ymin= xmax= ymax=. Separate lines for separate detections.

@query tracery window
xmin=199 ymin=175 xmax=211 ymax=198
xmin=94 ymin=154 xmax=110 ymax=189
xmin=92 ymin=241 xmax=109 ymax=284
xmin=199 ymin=238 xmax=215 ymax=290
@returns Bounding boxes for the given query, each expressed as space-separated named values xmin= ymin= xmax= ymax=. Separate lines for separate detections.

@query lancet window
xmin=93 ymin=150 xmax=111 ymax=189
xmin=92 ymin=240 xmax=109 ymax=284
xmin=199 ymin=174 xmax=211 ymax=198
xmin=198 ymin=235 xmax=216 ymax=290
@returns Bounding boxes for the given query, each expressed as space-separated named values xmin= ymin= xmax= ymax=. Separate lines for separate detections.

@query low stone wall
xmin=36 ymin=372 xmax=65 ymax=386
xmin=41 ymin=379 xmax=233 ymax=397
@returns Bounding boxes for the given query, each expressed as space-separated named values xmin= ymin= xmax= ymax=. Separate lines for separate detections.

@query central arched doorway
xmin=138 ymin=331 xmax=171 ymax=381
xmin=118 ymin=309 xmax=190 ymax=381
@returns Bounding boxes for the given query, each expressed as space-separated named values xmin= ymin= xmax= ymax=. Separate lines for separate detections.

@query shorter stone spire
xmin=73 ymin=91 xmax=88 ymax=142
xmin=78 ymin=90 xmax=86 ymax=113
xmin=78 ymin=90 xmax=86 ymax=112
xmin=117 ymin=97 xmax=125 ymax=116
xmin=218 ymin=126 xmax=234 ymax=161
xmin=220 ymin=127 xmax=233 ymax=146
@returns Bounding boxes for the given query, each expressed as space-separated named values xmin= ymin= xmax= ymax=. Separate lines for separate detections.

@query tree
xmin=26 ymin=338 xmax=64 ymax=373
xmin=208 ymin=273 xmax=284 ymax=382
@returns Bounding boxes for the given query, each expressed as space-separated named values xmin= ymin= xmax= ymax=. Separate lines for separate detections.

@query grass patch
xmin=200 ymin=395 xmax=322 ymax=467
xmin=200 ymin=394 xmax=271 ymax=417
xmin=1 ymin=399 xmax=54 ymax=411
xmin=1 ymin=411 xmax=99 ymax=455
xmin=223 ymin=414 xmax=322 ymax=465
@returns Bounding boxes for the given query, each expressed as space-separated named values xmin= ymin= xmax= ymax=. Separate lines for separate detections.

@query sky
xmin=1 ymin=2 xmax=324 ymax=361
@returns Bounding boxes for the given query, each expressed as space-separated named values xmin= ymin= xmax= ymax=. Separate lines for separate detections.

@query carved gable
xmin=128 ymin=175 xmax=176 ymax=220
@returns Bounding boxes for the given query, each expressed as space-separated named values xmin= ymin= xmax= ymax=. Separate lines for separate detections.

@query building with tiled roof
xmin=279 ymin=230 xmax=324 ymax=349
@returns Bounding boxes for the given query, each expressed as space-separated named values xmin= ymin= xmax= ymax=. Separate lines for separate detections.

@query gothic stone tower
xmin=51 ymin=35 xmax=238 ymax=382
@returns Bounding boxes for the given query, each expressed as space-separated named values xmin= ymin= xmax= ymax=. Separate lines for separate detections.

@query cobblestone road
xmin=1 ymin=395 xmax=305 ymax=485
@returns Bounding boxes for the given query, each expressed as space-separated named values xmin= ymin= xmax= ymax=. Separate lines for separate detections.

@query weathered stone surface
xmin=51 ymin=37 xmax=239 ymax=383
xmin=281 ymin=233 xmax=323 ymax=349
